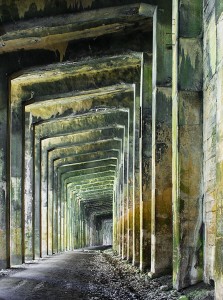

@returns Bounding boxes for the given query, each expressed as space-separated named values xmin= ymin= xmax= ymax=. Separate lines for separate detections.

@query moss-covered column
xmin=65 ymin=184 xmax=70 ymax=250
xmin=35 ymin=111 xmax=126 ymax=254
xmin=70 ymin=195 xmax=75 ymax=249
xmin=24 ymin=111 xmax=34 ymax=260
xmin=0 ymin=63 xmax=8 ymax=269
xmin=132 ymin=83 xmax=141 ymax=267
xmin=215 ymin=1 xmax=223 ymax=297
xmin=140 ymin=54 xmax=152 ymax=271
xmin=151 ymin=0 xmax=173 ymax=276
xmin=151 ymin=87 xmax=172 ymax=275
xmin=9 ymin=98 xmax=23 ymax=266
xmin=172 ymin=0 xmax=203 ymax=289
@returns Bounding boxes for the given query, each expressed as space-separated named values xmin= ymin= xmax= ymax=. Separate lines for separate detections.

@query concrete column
xmin=0 ymin=52 xmax=56 ymax=269
xmin=113 ymin=188 xmax=118 ymax=251
xmin=133 ymin=83 xmax=142 ymax=267
xmin=9 ymin=103 xmax=23 ymax=266
xmin=24 ymin=112 xmax=34 ymax=260
xmin=140 ymin=54 xmax=152 ymax=271
xmin=203 ymin=0 xmax=217 ymax=284
xmin=0 ymin=68 xmax=8 ymax=269
xmin=215 ymin=1 xmax=223 ymax=297
xmin=151 ymin=1 xmax=173 ymax=276
xmin=172 ymin=0 xmax=203 ymax=289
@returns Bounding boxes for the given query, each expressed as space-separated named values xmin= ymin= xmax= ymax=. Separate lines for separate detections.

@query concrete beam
xmin=0 ymin=4 xmax=154 ymax=55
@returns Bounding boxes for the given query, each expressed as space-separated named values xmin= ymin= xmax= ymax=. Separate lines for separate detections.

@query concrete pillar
xmin=203 ymin=0 xmax=217 ymax=284
xmin=34 ymin=110 xmax=126 ymax=253
xmin=215 ymin=1 xmax=223 ymax=297
xmin=41 ymin=130 xmax=124 ymax=254
xmin=0 ymin=65 xmax=9 ymax=269
xmin=0 ymin=52 xmax=56 ymax=269
xmin=151 ymin=87 xmax=172 ymax=275
xmin=140 ymin=53 xmax=152 ymax=271
xmin=24 ymin=112 xmax=34 ymax=260
xmin=132 ymin=83 xmax=142 ymax=267
xmin=9 ymin=101 xmax=23 ymax=266
xmin=151 ymin=1 xmax=173 ymax=276
xmin=172 ymin=0 xmax=203 ymax=289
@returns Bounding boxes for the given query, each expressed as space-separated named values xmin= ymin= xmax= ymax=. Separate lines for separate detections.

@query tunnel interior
xmin=0 ymin=0 xmax=223 ymax=299
xmin=6 ymin=3 xmax=155 ymax=268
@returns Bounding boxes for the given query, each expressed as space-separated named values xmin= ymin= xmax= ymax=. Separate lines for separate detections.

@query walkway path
xmin=0 ymin=248 xmax=214 ymax=300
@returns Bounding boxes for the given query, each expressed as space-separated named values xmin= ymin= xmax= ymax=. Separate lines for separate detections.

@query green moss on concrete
xmin=179 ymin=0 xmax=203 ymax=37
xmin=179 ymin=39 xmax=203 ymax=91
xmin=156 ymin=0 xmax=172 ymax=86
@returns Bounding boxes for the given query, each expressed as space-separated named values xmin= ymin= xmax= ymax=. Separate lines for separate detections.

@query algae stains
xmin=12 ymin=66 xmax=139 ymax=106
xmin=66 ymin=0 xmax=94 ymax=9
xmin=0 ymin=0 xmax=45 ymax=19
xmin=0 ymin=230 xmax=6 ymax=262
xmin=25 ymin=89 xmax=131 ymax=120
xmin=179 ymin=39 xmax=203 ymax=91
xmin=10 ymin=83 xmax=23 ymax=105
xmin=179 ymin=0 xmax=203 ymax=37
xmin=177 ymin=91 xmax=203 ymax=287
xmin=133 ymin=203 xmax=141 ymax=265
xmin=179 ymin=91 xmax=202 ymax=126
xmin=46 ymin=42 xmax=68 ymax=63
xmin=26 ymin=97 xmax=92 ymax=119
xmin=215 ymin=233 xmax=223 ymax=271
xmin=141 ymin=197 xmax=151 ymax=268
xmin=0 ymin=0 xmax=94 ymax=20
xmin=155 ymin=88 xmax=172 ymax=164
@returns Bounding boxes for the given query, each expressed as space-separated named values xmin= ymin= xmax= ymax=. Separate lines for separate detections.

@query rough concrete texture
xmin=172 ymin=0 xmax=204 ymax=291
xmin=0 ymin=0 xmax=222 ymax=298
xmin=203 ymin=1 xmax=223 ymax=298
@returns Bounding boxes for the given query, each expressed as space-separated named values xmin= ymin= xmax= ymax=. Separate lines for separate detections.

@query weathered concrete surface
xmin=0 ymin=0 xmax=155 ymax=278
xmin=151 ymin=87 xmax=172 ymax=276
xmin=9 ymin=53 xmax=139 ymax=265
xmin=203 ymin=1 xmax=223 ymax=298
xmin=215 ymin=37 xmax=223 ymax=300
xmin=40 ymin=127 xmax=123 ymax=255
xmin=150 ymin=0 xmax=172 ymax=277
xmin=172 ymin=0 xmax=203 ymax=290
xmin=140 ymin=53 xmax=152 ymax=271
xmin=1 ymin=0 xmax=222 ymax=297
xmin=0 ymin=50 xmax=59 ymax=269
xmin=203 ymin=0 xmax=217 ymax=285
xmin=35 ymin=111 xmax=126 ymax=253
xmin=0 ymin=4 xmax=153 ymax=55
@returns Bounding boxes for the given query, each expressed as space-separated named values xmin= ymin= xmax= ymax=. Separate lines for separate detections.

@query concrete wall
xmin=203 ymin=0 xmax=217 ymax=284
xmin=203 ymin=0 xmax=223 ymax=297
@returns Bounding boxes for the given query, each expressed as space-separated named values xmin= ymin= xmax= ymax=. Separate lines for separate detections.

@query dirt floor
xmin=0 ymin=247 xmax=214 ymax=300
